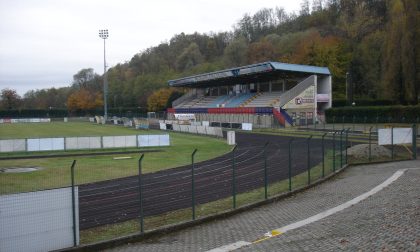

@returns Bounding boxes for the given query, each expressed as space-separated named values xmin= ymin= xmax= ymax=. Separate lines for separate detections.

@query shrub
xmin=325 ymin=105 xmax=420 ymax=123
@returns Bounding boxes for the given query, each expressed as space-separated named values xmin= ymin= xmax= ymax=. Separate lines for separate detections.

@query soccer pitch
xmin=0 ymin=122 xmax=230 ymax=194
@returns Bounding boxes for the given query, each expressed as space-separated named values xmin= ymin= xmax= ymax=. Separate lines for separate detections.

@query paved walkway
xmin=106 ymin=160 xmax=420 ymax=252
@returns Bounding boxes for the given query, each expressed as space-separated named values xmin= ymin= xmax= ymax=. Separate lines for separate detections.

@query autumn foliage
xmin=5 ymin=1 xmax=420 ymax=110
xmin=147 ymin=88 xmax=177 ymax=112
xmin=67 ymin=88 xmax=103 ymax=111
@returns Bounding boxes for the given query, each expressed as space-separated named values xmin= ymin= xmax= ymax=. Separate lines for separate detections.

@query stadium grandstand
xmin=167 ymin=62 xmax=331 ymax=128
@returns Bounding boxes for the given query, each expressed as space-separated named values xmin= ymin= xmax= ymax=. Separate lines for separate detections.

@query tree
xmin=23 ymin=87 xmax=70 ymax=109
xmin=147 ymin=88 xmax=175 ymax=111
xmin=0 ymin=88 xmax=21 ymax=109
xmin=72 ymin=68 xmax=96 ymax=88
xmin=247 ymin=40 xmax=276 ymax=63
xmin=223 ymin=37 xmax=248 ymax=67
xmin=300 ymin=0 xmax=311 ymax=16
xmin=382 ymin=0 xmax=419 ymax=104
xmin=175 ymin=42 xmax=204 ymax=71
xmin=66 ymin=88 xmax=103 ymax=111
xmin=350 ymin=31 xmax=385 ymax=98
xmin=312 ymin=0 xmax=323 ymax=13
xmin=290 ymin=30 xmax=350 ymax=98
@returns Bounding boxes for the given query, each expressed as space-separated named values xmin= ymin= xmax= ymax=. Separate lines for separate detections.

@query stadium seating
xmin=176 ymin=96 xmax=219 ymax=108
xmin=243 ymin=91 xmax=283 ymax=107
xmin=208 ymin=95 xmax=230 ymax=108
xmin=175 ymin=92 xmax=285 ymax=109
xmin=225 ymin=93 xmax=254 ymax=107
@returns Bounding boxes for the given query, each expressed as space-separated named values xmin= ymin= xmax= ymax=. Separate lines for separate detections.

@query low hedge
xmin=325 ymin=105 xmax=420 ymax=123
xmin=332 ymin=99 xmax=394 ymax=107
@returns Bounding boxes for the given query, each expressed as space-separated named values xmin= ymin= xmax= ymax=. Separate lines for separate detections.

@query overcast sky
xmin=0 ymin=0 xmax=302 ymax=95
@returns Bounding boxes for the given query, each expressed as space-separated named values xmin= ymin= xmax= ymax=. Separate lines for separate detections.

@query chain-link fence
xmin=0 ymin=125 xmax=417 ymax=250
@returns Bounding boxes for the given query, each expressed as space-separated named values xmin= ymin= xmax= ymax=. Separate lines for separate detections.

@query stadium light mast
xmin=99 ymin=29 xmax=109 ymax=122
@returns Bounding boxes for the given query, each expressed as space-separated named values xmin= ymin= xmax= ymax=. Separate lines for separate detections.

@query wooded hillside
xmin=3 ymin=0 xmax=419 ymax=111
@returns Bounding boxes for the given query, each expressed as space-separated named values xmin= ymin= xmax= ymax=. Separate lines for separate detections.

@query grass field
xmin=0 ymin=122 xmax=231 ymax=194
xmin=0 ymin=122 xmax=158 ymax=139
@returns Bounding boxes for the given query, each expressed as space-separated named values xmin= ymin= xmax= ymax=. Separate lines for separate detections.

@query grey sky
xmin=0 ymin=0 xmax=302 ymax=95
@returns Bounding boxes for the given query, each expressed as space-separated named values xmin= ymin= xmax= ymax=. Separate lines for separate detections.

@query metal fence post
xmin=307 ymin=136 xmax=312 ymax=185
xmin=264 ymin=142 xmax=269 ymax=200
xmin=321 ymin=133 xmax=327 ymax=177
xmin=391 ymin=127 xmax=394 ymax=160
xmin=138 ymin=154 xmax=145 ymax=233
xmin=340 ymin=129 xmax=344 ymax=168
xmin=369 ymin=127 xmax=373 ymax=162
xmin=364 ymin=116 xmax=367 ymax=132
xmin=232 ymin=144 xmax=237 ymax=209
xmin=70 ymin=160 xmax=77 ymax=247
xmin=413 ymin=124 xmax=417 ymax=160
xmin=288 ymin=138 xmax=294 ymax=191
xmin=191 ymin=149 xmax=198 ymax=220
xmin=345 ymin=128 xmax=349 ymax=164
xmin=352 ymin=115 xmax=355 ymax=132
xmin=332 ymin=116 xmax=335 ymax=131
xmin=332 ymin=131 xmax=336 ymax=172
xmin=342 ymin=116 xmax=345 ymax=130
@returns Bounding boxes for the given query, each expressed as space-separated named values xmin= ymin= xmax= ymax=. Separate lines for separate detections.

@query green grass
xmin=0 ymin=122 xmax=145 ymax=139
xmin=80 ymin=151 xmax=338 ymax=244
xmin=0 ymin=122 xmax=231 ymax=194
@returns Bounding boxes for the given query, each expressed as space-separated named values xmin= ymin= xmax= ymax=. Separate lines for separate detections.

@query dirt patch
xmin=347 ymin=144 xmax=391 ymax=159
xmin=0 ymin=167 xmax=43 ymax=173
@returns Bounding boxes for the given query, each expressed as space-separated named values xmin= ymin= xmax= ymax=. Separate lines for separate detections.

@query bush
xmin=332 ymin=99 xmax=394 ymax=107
xmin=325 ymin=105 xmax=420 ymax=123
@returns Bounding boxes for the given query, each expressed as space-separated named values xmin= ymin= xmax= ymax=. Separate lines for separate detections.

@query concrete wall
xmin=27 ymin=138 xmax=65 ymax=152
xmin=0 ymin=118 xmax=51 ymax=124
xmin=0 ymin=187 xmax=79 ymax=252
xmin=0 ymin=134 xmax=171 ymax=153
xmin=171 ymin=124 xmax=223 ymax=138
xmin=138 ymin=135 xmax=170 ymax=147
xmin=102 ymin=136 xmax=137 ymax=148
xmin=0 ymin=139 xmax=26 ymax=152
xmin=192 ymin=113 xmax=273 ymax=128
xmin=65 ymin=137 xmax=101 ymax=150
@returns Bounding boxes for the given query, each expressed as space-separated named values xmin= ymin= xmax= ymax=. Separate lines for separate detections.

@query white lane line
xmin=273 ymin=169 xmax=406 ymax=234
xmin=206 ymin=168 xmax=410 ymax=252
xmin=206 ymin=241 xmax=252 ymax=252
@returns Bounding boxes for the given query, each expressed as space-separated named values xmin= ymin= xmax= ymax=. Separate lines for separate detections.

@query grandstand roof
xmin=168 ymin=62 xmax=330 ymax=87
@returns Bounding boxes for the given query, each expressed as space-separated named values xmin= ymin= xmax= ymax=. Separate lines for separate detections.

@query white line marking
xmin=206 ymin=168 xmax=410 ymax=252
xmin=273 ymin=169 xmax=406 ymax=234
xmin=206 ymin=241 xmax=252 ymax=252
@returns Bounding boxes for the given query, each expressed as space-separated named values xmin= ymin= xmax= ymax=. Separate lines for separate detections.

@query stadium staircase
xmin=273 ymin=108 xmax=293 ymax=127
xmin=278 ymin=75 xmax=315 ymax=107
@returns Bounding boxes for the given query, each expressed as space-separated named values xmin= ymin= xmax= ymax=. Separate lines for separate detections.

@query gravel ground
xmin=346 ymin=144 xmax=391 ymax=159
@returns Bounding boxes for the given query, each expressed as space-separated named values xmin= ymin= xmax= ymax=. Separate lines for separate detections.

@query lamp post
xmin=99 ymin=29 xmax=109 ymax=122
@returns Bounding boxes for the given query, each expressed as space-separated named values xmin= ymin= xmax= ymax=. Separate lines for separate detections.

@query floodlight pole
xmin=99 ymin=29 xmax=109 ymax=122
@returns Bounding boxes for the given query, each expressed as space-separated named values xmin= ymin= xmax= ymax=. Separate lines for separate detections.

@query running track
xmin=78 ymin=132 xmax=329 ymax=229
